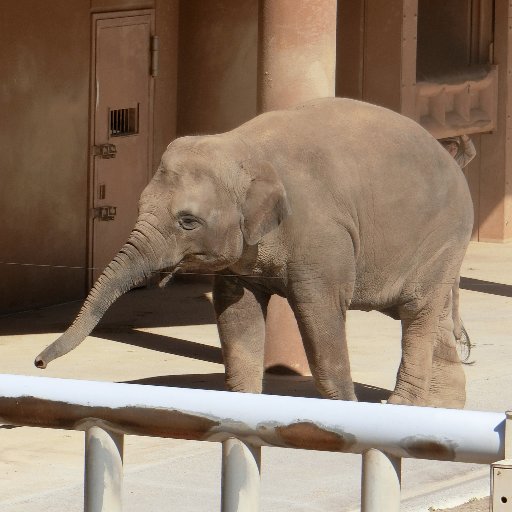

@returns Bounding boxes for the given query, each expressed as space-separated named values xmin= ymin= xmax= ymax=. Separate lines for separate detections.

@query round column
xmin=258 ymin=0 xmax=337 ymax=374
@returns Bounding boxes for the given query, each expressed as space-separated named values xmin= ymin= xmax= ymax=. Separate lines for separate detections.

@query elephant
xmin=35 ymin=97 xmax=474 ymax=408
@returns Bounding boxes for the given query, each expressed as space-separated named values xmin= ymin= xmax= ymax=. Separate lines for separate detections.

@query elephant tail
xmin=452 ymin=274 xmax=473 ymax=363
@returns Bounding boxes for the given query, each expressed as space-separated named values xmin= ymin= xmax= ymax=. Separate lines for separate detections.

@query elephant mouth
xmin=157 ymin=253 xmax=234 ymax=287
xmin=157 ymin=263 xmax=182 ymax=288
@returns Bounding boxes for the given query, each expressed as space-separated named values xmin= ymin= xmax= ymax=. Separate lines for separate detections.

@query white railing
xmin=0 ymin=374 xmax=509 ymax=512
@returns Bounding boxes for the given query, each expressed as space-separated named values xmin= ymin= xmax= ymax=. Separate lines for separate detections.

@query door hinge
xmin=93 ymin=143 xmax=117 ymax=159
xmin=151 ymin=35 xmax=159 ymax=77
xmin=93 ymin=206 xmax=117 ymax=221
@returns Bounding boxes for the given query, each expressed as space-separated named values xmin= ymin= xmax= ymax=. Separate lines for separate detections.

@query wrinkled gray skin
xmin=35 ymin=98 xmax=473 ymax=408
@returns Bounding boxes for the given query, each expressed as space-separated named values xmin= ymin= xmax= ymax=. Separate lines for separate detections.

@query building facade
xmin=1 ymin=0 xmax=511 ymax=314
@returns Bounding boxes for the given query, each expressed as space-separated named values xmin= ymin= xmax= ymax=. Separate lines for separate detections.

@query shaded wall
xmin=0 ymin=0 xmax=179 ymax=313
xmin=0 ymin=0 xmax=91 ymax=313
xmin=177 ymin=0 xmax=258 ymax=136
xmin=416 ymin=0 xmax=472 ymax=78
xmin=153 ymin=0 xmax=179 ymax=166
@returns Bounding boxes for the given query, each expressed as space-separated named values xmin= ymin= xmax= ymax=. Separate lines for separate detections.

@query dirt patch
xmin=433 ymin=496 xmax=489 ymax=512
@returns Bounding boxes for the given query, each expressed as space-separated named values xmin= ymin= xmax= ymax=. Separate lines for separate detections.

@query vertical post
xmin=258 ymin=0 xmax=338 ymax=375
xmin=505 ymin=410 xmax=512 ymax=459
xmin=478 ymin=0 xmax=512 ymax=242
xmin=361 ymin=449 xmax=401 ymax=512
xmin=84 ymin=426 xmax=124 ymax=512
xmin=490 ymin=411 xmax=512 ymax=510
xmin=221 ymin=438 xmax=261 ymax=512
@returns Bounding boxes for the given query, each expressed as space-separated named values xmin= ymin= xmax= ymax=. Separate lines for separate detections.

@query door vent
xmin=109 ymin=106 xmax=139 ymax=137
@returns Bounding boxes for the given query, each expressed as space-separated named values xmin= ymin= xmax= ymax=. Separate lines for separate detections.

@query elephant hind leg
xmin=428 ymin=293 xmax=466 ymax=408
xmin=388 ymin=284 xmax=466 ymax=408
xmin=451 ymin=275 xmax=473 ymax=363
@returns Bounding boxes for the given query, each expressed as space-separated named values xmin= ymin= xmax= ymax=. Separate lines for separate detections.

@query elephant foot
xmin=315 ymin=378 xmax=357 ymax=401
xmin=225 ymin=373 xmax=263 ymax=394
xmin=388 ymin=362 xmax=465 ymax=409
xmin=387 ymin=390 xmax=428 ymax=407
xmin=427 ymin=354 xmax=466 ymax=409
xmin=388 ymin=372 xmax=430 ymax=406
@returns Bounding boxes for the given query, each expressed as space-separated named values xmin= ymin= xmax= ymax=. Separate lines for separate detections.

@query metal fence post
xmin=361 ymin=449 xmax=401 ymax=512
xmin=221 ymin=438 xmax=261 ymax=512
xmin=84 ymin=426 xmax=124 ymax=512
xmin=505 ymin=411 xmax=512 ymax=458
xmin=490 ymin=410 xmax=512 ymax=511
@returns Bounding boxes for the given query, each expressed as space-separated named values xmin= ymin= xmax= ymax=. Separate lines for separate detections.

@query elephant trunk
xmin=35 ymin=220 xmax=174 ymax=369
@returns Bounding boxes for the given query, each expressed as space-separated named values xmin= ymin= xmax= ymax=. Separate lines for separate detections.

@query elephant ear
xmin=241 ymin=162 xmax=291 ymax=245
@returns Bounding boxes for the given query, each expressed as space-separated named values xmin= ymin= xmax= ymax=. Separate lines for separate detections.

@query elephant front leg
xmin=288 ymin=283 xmax=357 ymax=401
xmin=213 ymin=276 xmax=269 ymax=394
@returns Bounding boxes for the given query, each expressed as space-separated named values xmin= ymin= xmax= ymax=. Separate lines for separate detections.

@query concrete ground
xmin=0 ymin=241 xmax=511 ymax=511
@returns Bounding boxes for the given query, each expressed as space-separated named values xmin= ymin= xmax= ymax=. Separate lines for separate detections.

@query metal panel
xmin=491 ymin=460 xmax=512 ymax=511
xmin=89 ymin=10 xmax=154 ymax=285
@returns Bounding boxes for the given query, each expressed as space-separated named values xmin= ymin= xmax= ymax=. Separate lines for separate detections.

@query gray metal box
xmin=492 ymin=460 xmax=512 ymax=511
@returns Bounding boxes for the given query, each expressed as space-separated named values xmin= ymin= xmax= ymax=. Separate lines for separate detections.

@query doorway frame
xmin=87 ymin=9 xmax=155 ymax=289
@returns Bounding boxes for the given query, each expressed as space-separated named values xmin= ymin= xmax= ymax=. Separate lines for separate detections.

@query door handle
xmin=93 ymin=144 xmax=117 ymax=159
xmin=93 ymin=206 xmax=117 ymax=221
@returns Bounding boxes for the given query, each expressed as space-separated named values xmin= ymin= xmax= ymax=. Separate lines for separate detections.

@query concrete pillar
xmin=258 ymin=0 xmax=337 ymax=374
xmin=258 ymin=0 xmax=337 ymax=112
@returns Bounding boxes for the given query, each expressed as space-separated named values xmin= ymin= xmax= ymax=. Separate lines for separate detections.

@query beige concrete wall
xmin=0 ymin=0 xmax=91 ymax=313
xmin=177 ymin=0 xmax=258 ymax=136
xmin=0 ymin=0 xmax=179 ymax=313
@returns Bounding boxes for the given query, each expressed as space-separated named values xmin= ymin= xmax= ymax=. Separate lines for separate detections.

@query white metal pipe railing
xmin=0 ymin=374 xmax=507 ymax=511
xmin=0 ymin=374 xmax=504 ymax=462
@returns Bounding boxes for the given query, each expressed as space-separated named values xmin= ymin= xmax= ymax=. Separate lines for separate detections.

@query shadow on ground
xmin=125 ymin=372 xmax=392 ymax=403
xmin=102 ymin=328 xmax=224 ymax=364
xmin=3 ymin=275 xmax=509 ymax=336
xmin=460 ymin=277 xmax=512 ymax=298
xmin=0 ymin=278 xmax=215 ymax=335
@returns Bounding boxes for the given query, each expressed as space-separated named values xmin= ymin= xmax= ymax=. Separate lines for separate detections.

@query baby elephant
xmin=36 ymin=98 xmax=473 ymax=408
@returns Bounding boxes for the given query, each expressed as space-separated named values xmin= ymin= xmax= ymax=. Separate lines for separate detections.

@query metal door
xmin=89 ymin=11 xmax=155 ymax=285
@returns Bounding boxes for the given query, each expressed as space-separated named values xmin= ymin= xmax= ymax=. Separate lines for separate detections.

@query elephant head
xmin=35 ymin=136 xmax=290 ymax=369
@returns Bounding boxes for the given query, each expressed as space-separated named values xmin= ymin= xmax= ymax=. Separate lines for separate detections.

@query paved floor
xmin=0 ymin=241 xmax=511 ymax=511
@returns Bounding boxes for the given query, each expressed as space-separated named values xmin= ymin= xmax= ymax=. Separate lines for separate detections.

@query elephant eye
xmin=178 ymin=213 xmax=202 ymax=231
